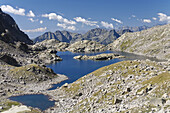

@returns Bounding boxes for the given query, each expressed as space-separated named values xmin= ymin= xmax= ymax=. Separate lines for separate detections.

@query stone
xmin=73 ymin=55 xmax=83 ymax=59
xmin=63 ymin=83 xmax=68 ymax=88
xmin=73 ymin=53 xmax=125 ymax=60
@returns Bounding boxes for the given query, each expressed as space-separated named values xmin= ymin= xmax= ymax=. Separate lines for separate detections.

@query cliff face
xmin=108 ymin=24 xmax=170 ymax=60
xmin=0 ymin=8 xmax=33 ymax=44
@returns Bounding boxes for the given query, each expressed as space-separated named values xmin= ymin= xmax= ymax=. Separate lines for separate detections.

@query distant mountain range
xmin=33 ymin=25 xmax=150 ymax=45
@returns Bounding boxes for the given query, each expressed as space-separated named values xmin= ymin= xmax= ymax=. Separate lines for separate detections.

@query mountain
xmin=0 ymin=8 xmax=33 ymax=45
xmin=116 ymin=29 xmax=133 ymax=35
xmin=82 ymin=28 xmax=120 ymax=45
xmin=33 ymin=28 xmax=121 ymax=45
xmin=108 ymin=24 xmax=170 ymax=60
xmin=117 ymin=25 xmax=149 ymax=32
xmin=54 ymin=30 xmax=70 ymax=43
xmin=82 ymin=28 xmax=108 ymax=40
xmin=33 ymin=26 xmax=150 ymax=45
xmin=33 ymin=32 xmax=58 ymax=43
xmin=61 ymin=30 xmax=73 ymax=41
xmin=97 ymin=29 xmax=120 ymax=44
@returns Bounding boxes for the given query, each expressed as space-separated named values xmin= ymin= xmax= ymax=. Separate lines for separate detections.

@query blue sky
xmin=1 ymin=0 xmax=170 ymax=39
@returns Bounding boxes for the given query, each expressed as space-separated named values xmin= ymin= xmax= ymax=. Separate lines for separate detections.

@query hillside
xmin=66 ymin=40 xmax=106 ymax=52
xmin=46 ymin=60 xmax=170 ymax=113
xmin=0 ymin=8 xmax=33 ymax=45
xmin=0 ymin=9 xmax=68 ymax=113
xmin=108 ymin=24 xmax=170 ymax=60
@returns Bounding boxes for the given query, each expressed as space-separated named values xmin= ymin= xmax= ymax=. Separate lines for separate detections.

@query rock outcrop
xmin=0 ymin=8 xmax=33 ymax=44
xmin=73 ymin=53 xmax=125 ymax=60
xmin=108 ymin=24 xmax=170 ymax=60
xmin=32 ymin=39 xmax=69 ymax=51
xmin=66 ymin=40 xmax=106 ymax=52
xmin=0 ymin=53 xmax=20 ymax=66
xmin=8 ymin=64 xmax=57 ymax=84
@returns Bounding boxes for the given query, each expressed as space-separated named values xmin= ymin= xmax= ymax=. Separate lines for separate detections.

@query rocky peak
xmin=54 ymin=31 xmax=70 ymax=42
xmin=61 ymin=30 xmax=72 ymax=41
xmin=0 ymin=9 xmax=33 ymax=44
xmin=83 ymin=28 xmax=108 ymax=38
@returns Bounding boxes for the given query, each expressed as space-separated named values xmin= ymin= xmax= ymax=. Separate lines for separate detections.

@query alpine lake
xmin=9 ymin=50 xmax=161 ymax=111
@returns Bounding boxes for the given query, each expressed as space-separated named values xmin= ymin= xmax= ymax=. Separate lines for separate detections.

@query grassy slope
xmin=59 ymin=60 xmax=169 ymax=112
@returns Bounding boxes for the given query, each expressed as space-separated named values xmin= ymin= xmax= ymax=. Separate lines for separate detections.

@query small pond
xmin=9 ymin=94 xmax=55 ymax=111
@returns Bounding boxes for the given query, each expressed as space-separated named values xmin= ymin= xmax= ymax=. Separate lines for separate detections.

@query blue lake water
xmin=47 ymin=51 xmax=124 ymax=90
xmin=47 ymin=50 xmax=160 ymax=89
xmin=9 ymin=50 xmax=161 ymax=111
xmin=9 ymin=94 xmax=55 ymax=111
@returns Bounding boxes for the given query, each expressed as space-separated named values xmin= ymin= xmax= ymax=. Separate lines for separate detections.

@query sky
xmin=1 ymin=0 xmax=170 ymax=39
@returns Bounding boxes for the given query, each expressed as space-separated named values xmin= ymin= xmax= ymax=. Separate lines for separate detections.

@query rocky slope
xmin=108 ymin=24 xmax=170 ymax=60
xmin=32 ymin=39 xmax=108 ymax=53
xmin=66 ymin=40 xmax=106 ymax=52
xmin=0 ymin=9 xmax=68 ymax=113
xmin=32 ymin=39 xmax=69 ymax=51
xmin=0 ymin=8 xmax=33 ymax=45
xmin=45 ymin=59 xmax=170 ymax=113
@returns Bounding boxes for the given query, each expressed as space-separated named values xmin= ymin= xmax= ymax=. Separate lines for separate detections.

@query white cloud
xmin=42 ymin=13 xmax=76 ymax=25
xmin=0 ymin=5 xmax=25 ymax=16
xmin=132 ymin=15 xmax=136 ymax=18
xmin=67 ymin=26 xmax=76 ymax=31
xmin=40 ymin=20 xmax=43 ymax=24
xmin=57 ymin=23 xmax=76 ymax=31
xmin=28 ymin=18 xmax=38 ymax=22
xmin=74 ymin=17 xmax=99 ymax=27
xmin=152 ymin=17 xmax=157 ymax=20
xmin=27 ymin=10 xmax=35 ymax=17
xmin=111 ymin=18 xmax=123 ymax=24
xmin=157 ymin=13 xmax=170 ymax=23
xmin=28 ymin=18 xmax=34 ymax=22
xmin=22 ymin=27 xmax=47 ymax=32
xmin=101 ymin=21 xmax=113 ymax=29
xmin=143 ymin=19 xmax=151 ymax=23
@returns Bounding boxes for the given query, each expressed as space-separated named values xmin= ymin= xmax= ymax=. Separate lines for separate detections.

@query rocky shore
xmin=73 ymin=53 xmax=125 ymax=60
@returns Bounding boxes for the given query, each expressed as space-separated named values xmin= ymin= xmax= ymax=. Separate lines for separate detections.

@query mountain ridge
xmin=108 ymin=24 xmax=170 ymax=60
xmin=0 ymin=8 xmax=33 ymax=45
xmin=33 ymin=28 xmax=122 ymax=45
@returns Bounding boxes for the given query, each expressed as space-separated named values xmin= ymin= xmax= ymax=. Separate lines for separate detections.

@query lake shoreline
xmin=4 ymin=50 xmax=167 ymax=112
